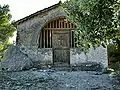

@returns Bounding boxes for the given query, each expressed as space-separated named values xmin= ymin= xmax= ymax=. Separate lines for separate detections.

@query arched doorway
xmin=39 ymin=18 xmax=76 ymax=66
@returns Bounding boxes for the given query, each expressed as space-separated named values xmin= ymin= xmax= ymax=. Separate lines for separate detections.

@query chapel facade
xmin=1 ymin=2 xmax=108 ymax=71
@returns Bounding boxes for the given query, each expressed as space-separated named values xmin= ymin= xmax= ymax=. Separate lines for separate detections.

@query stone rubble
xmin=1 ymin=46 xmax=33 ymax=71
xmin=0 ymin=70 xmax=120 ymax=90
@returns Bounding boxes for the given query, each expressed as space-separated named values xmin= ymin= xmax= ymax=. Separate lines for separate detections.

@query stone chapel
xmin=1 ymin=1 xmax=108 ymax=71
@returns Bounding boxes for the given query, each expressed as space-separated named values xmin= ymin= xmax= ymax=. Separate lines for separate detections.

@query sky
xmin=0 ymin=0 xmax=66 ymax=21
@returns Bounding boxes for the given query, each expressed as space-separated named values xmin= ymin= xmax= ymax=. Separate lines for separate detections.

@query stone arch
xmin=38 ymin=18 xmax=77 ymax=49
xmin=38 ymin=17 xmax=67 ymax=48
xmin=30 ymin=9 xmax=66 ymax=48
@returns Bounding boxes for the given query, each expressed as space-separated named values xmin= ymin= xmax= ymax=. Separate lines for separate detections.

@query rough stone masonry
xmin=0 ymin=2 xmax=108 ymax=71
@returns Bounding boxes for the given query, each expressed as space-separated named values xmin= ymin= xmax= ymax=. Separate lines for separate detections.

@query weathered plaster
xmin=19 ymin=45 xmax=53 ymax=66
xmin=37 ymin=48 xmax=53 ymax=65
xmin=17 ymin=6 xmax=65 ymax=49
xmin=70 ymin=46 xmax=108 ymax=68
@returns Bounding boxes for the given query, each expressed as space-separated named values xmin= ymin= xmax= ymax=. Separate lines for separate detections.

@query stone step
xmin=51 ymin=63 xmax=103 ymax=71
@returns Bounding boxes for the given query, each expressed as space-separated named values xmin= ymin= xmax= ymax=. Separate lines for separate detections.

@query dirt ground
xmin=0 ymin=69 xmax=120 ymax=90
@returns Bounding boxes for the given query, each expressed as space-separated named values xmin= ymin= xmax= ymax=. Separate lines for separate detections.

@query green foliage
xmin=108 ymin=44 xmax=120 ymax=74
xmin=62 ymin=0 xmax=120 ymax=51
xmin=0 ymin=4 xmax=16 ymax=60
xmin=111 ymin=61 xmax=120 ymax=75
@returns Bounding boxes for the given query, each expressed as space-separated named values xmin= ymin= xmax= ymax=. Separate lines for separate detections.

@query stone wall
xmin=1 ymin=46 xmax=53 ymax=71
xmin=17 ymin=6 xmax=65 ymax=49
xmin=19 ymin=46 xmax=53 ymax=67
xmin=70 ymin=47 xmax=108 ymax=69
xmin=1 ymin=45 xmax=108 ymax=71
xmin=37 ymin=48 xmax=53 ymax=66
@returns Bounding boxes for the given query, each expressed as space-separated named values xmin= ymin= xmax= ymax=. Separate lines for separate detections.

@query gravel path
xmin=0 ymin=69 xmax=120 ymax=90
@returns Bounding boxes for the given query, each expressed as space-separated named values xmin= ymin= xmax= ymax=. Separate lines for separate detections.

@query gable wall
xmin=17 ymin=6 xmax=65 ymax=49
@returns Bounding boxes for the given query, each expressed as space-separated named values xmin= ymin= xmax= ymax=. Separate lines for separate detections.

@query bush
xmin=108 ymin=44 xmax=120 ymax=74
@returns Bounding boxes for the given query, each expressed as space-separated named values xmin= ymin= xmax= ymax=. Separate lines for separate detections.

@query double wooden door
xmin=52 ymin=30 xmax=70 ymax=65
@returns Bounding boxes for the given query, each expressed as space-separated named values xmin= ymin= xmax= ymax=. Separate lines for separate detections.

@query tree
xmin=62 ymin=0 xmax=120 ymax=52
xmin=0 ymin=5 xmax=16 ymax=60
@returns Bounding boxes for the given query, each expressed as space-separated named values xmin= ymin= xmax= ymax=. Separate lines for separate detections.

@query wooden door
xmin=52 ymin=30 xmax=70 ymax=66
